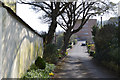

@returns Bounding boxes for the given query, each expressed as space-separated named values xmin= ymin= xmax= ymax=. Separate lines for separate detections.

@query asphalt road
xmin=54 ymin=41 xmax=118 ymax=78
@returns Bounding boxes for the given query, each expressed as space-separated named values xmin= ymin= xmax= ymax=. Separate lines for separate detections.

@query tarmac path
xmin=54 ymin=41 xmax=119 ymax=78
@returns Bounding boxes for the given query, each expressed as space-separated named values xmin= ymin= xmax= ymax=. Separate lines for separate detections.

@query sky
xmin=16 ymin=0 xmax=120 ymax=32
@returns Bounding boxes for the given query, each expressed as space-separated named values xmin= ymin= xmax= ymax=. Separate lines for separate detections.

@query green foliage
xmin=94 ymin=24 xmax=117 ymax=61
xmin=56 ymin=33 xmax=64 ymax=49
xmin=73 ymin=39 xmax=77 ymax=45
xmin=91 ymin=25 xmax=99 ymax=37
xmin=23 ymin=63 xmax=55 ymax=78
xmin=40 ymin=32 xmax=47 ymax=47
xmin=109 ymin=47 xmax=120 ymax=65
xmin=57 ymin=49 xmax=64 ymax=59
xmin=93 ymin=23 xmax=119 ymax=72
xmin=29 ymin=64 xmax=38 ymax=70
xmin=87 ymin=43 xmax=95 ymax=57
xmin=43 ymin=43 xmax=58 ymax=64
xmin=67 ymin=45 xmax=72 ymax=49
xmin=35 ymin=57 xmax=46 ymax=69
xmin=70 ymin=34 xmax=78 ymax=45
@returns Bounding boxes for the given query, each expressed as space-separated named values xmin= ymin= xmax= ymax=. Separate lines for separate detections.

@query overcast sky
xmin=16 ymin=0 xmax=120 ymax=32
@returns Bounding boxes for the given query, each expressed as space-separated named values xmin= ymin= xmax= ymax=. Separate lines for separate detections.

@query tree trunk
xmin=46 ymin=14 xmax=57 ymax=45
xmin=46 ymin=4 xmax=59 ymax=45
xmin=61 ymin=30 xmax=72 ymax=54
xmin=46 ymin=22 xmax=57 ymax=44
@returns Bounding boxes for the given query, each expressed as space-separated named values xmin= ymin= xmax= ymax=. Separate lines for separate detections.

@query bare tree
xmin=18 ymin=0 xmax=69 ymax=45
xmin=58 ymin=0 xmax=115 ymax=53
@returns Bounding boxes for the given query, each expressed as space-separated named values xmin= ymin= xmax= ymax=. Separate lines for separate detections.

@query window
xmin=84 ymin=25 xmax=88 ymax=27
xmin=81 ymin=33 xmax=89 ymax=35
xmin=84 ymin=33 xmax=88 ymax=35
xmin=81 ymin=29 xmax=88 ymax=31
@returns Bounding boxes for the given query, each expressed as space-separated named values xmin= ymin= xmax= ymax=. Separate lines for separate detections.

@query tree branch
xmin=57 ymin=21 xmax=67 ymax=31
xmin=61 ymin=14 xmax=67 ymax=24
xmin=72 ymin=14 xmax=92 ymax=34
xmin=18 ymin=1 xmax=51 ymax=17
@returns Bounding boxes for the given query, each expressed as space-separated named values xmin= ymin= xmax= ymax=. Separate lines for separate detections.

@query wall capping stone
xmin=0 ymin=1 xmax=4 ymax=7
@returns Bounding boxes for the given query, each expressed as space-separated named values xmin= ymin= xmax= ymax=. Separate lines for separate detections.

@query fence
xmin=0 ymin=3 xmax=43 ymax=78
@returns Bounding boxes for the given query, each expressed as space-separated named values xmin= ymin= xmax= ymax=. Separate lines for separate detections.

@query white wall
xmin=118 ymin=1 xmax=120 ymax=16
xmin=0 ymin=6 xmax=43 ymax=78
xmin=0 ymin=6 xmax=3 ymax=80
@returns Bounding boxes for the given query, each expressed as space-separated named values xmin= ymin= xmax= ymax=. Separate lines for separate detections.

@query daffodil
xmin=88 ymin=45 xmax=91 ymax=47
xmin=91 ymin=44 xmax=94 ymax=46
xmin=49 ymin=72 xmax=54 ymax=76
xmin=65 ymin=52 xmax=68 ymax=55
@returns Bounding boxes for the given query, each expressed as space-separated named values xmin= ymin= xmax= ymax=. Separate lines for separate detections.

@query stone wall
xmin=0 ymin=4 xmax=43 ymax=78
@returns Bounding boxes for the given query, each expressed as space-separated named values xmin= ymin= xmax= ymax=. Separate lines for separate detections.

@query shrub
xmin=89 ymin=51 xmax=95 ymax=56
xmin=23 ymin=63 xmax=55 ymax=78
xmin=92 ymin=23 xmax=120 ymax=73
xmin=109 ymin=47 xmax=120 ymax=65
xmin=94 ymin=24 xmax=117 ymax=61
xmin=67 ymin=45 xmax=72 ymax=49
xmin=35 ymin=56 xmax=46 ymax=69
xmin=73 ymin=41 xmax=75 ymax=45
xmin=43 ymin=43 xmax=58 ymax=64
xmin=87 ymin=43 xmax=95 ymax=57
xmin=91 ymin=25 xmax=99 ymax=37
xmin=73 ymin=39 xmax=77 ymax=45
xmin=56 ymin=33 xmax=64 ymax=49
xmin=29 ymin=64 xmax=38 ymax=70
xmin=70 ymin=34 xmax=78 ymax=42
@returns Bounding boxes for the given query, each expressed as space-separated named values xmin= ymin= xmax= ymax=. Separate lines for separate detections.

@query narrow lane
xmin=54 ymin=41 xmax=118 ymax=78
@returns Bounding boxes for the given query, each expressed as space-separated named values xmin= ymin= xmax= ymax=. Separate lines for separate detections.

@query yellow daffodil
xmin=88 ymin=45 xmax=91 ymax=47
xmin=65 ymin=52 xmax=68 ymax=55
xmin=49 ymin=72 xmax=54 ymax=76
xmin=91 ymin=44 xmax=94 ymax=46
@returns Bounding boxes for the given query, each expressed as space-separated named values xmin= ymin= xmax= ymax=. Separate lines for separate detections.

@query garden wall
xmin=0 ymin=3 xmax=43 ymax=79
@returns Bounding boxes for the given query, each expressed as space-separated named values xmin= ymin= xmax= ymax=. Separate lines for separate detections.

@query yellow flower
xmin=91 ymin=44 xmax=94 ymax=47
xmin=88 ymin=45 xmax=91 ymax=47
xmin=49 ymin=72 xmax=54 ymax=76
xmin=65 ymin=52 xmax=68 ymax=55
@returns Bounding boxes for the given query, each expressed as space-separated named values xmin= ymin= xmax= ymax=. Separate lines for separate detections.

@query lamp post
xmin=118 ymin=2 xmax=120 ymax=48
xmin=118 ymin=16 xmax=120 ymax=47
xmin=100 ymin=13 xmax=104 ymax=28
xmin=117 ymin=2 xmax=120 ymax=70
xmin=101 ymin=16 xmax=102 ymax=28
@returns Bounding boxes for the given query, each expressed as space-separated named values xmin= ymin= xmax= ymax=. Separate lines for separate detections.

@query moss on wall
xmin=18 ymin=40 xmax=43 ymax=78
xmin=1 ymin=4 xmax=43 ymax=78
xmin=1 ymin=0 xmax=16 ymax=12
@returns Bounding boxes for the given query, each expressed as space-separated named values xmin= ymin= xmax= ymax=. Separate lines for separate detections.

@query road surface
xmin=54 ymin=41 xmax=119 ymax=78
